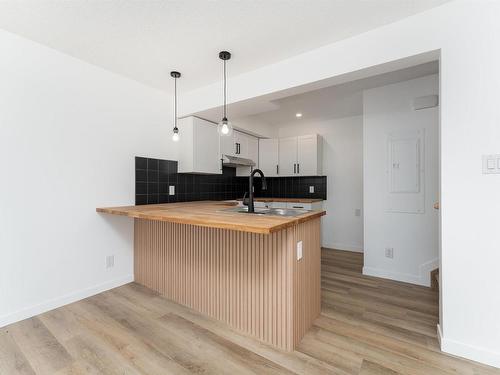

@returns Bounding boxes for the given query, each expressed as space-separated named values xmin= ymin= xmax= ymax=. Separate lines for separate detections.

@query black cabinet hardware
xmin=297 ymin=163 xmax=300 ymax=174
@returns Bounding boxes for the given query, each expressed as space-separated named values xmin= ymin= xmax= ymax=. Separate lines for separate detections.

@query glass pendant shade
xmin=172 ymin=127 xmax=179 ymax=142
xmin=217 ymin=117 xmax=233 ymax=136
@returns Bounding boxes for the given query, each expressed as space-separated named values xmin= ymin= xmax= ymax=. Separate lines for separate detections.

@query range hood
xmin=223 ymin=154 xmax=256 ymax=167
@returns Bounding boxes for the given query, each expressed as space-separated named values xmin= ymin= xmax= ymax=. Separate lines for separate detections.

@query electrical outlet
xmin=297 ymin=241 xmax=303 ymax=260
xmin=309 ymin=186 xmax=315 ymax=193
xmin=385 ymin=248 xmax=394 ymax=259
xmin=106 ymin=255 xmax=114 ymax=269
xmin=355 ymin=208 xmax=361 ymax=217
xmin=169 ymin=185 xmax=175 ymax=195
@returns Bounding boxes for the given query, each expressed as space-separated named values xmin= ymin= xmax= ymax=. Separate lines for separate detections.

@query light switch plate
xmin=169 ymin=185 xmax=175 ymax=195
xmin=385 ymin=248 xmax=394 ymax=259
xmin=483 ymin=155 xmax=500 ymax=174
xmin=297 ymin=241 xmax=303 ymax=261
xmin=309 ymin=186 xmax=315 ymax=193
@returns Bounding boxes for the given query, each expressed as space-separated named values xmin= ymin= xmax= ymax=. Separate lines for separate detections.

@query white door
xmin=279 ymin=137 xmax=298 ymax=176
xmin=258 ymin=138 xmax=278 ymax=176
xmin=297 ymin=134 xmax=317 ymax=176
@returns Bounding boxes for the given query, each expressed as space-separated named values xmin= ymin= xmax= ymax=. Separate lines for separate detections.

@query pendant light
xmin=217 ymin=51 xmax=233 ymax=136
xmin=171 ymin=71 xmax=181 ymax=142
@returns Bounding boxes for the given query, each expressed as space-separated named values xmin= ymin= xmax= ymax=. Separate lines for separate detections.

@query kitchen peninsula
xmin=97 ymin=201 xmax=325 ymax=350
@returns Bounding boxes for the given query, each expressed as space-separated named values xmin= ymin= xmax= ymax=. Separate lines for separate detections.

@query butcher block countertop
xmin=97 ymin=201 xmax=325 ymax=234
xmin=235 ymin=197 xmax=323 ymax=203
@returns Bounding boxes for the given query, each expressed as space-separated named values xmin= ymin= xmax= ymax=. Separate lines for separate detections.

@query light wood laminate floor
xmin=2 ymin=249 xmax=499 ymax=374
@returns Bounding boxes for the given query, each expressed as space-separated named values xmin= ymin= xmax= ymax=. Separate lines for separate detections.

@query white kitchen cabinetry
xmin=246 ymin=135 xmax=259 ymax=165
xmin=234 ymin=131 xmax=248 ymax=158
xmin=278 ymin=137 xmax=298 ymax=176
xmin=297 ymin=134 xmax=322 ymax=176
xmin=220 ymin=130 xmax=259 ymax=161
xmin=177 ymin=116 xmax=222 ymax=174
xmin=258 ymin=138 xmax=279 ymax=176
xmin=220 ymin=131 xmax=237 ymax=157
xmin=276 ymin=134 xmax=322 ymax=176
xmin=286 ymin=201 xmax=323 ymax=210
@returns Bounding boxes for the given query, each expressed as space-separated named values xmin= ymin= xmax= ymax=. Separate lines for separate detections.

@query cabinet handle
xmin=220 ymin=158 xmax=224 ymax=171
xmin=276 ymin=165 xmax=279 ymax=175
xmin=297 ymin=163 xmax=300 ymax=174
xmin=294 ymin=163 xmax=296 ymax=174
xmin=237 ymin=143 xmax=241 ymax=154
xmin=235 ymin=143 xmax=238 ymax=154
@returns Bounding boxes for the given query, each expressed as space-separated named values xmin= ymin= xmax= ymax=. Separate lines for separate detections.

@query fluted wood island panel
xmin=134 ymin=217 xmax=321 ymax=351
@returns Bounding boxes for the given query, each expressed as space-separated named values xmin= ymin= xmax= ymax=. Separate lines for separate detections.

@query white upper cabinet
xmin=234 ymin=131 xmax=248 ymax=158
xmin=177 ymin=117 xmax=222 ymax=174
xmin=220 ymin=130 xmax=259 ymax=162
xmin=220 ymin=131 xmax=237 ymax=157
xmin=246 ymin=135 xmax=259 ymax=166
xmin=258 ymin=138 xmax=279 ymax=176
xmin=263 ymin=134 xmax=322 ymax=177
xmin=278 ymin=137 xmax=298 ymax=176
xmin=297 ymin=134 xmax=322 ymax=176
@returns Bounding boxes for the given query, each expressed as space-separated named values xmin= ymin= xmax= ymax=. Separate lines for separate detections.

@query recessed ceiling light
xmin=295 ymin=113 xmax=302 ymax=118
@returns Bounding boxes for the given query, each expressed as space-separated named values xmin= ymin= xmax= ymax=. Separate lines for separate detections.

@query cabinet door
xmin=286 ymin=202 xmax=312 ymax=210
xmin=258 ymin=138 xmax=278 ymax=176
xmin=297 ymin=134 xmax=318 ymax=176
xmin=220 ymin=132 xmax=236 ymax=157
xmin=246 ymin=135 xmax=259 ymax=166
xmin=278 ymin=137 xmax=298 ymax=176
xmin=234 ymin=131 xmax=248 ymax=157
xmin=193 ymin=117 xmax=221 ymax=174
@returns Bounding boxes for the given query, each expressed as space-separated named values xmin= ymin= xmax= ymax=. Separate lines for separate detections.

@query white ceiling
xmin=0 ymin=0 xmax=450 ymax=93
xmin=198 ymin=60 xmax=439 ymax=129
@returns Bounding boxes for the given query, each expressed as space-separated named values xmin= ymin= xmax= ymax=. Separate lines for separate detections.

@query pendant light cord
xmin=223 ymin=59 xmax=227 ymax=119
xmin=174 ymin=76 xmax=177 ymax=128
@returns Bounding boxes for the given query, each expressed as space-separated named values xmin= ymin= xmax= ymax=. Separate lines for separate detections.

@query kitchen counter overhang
xmin=96 ymin=201 xmax=325 ymax=234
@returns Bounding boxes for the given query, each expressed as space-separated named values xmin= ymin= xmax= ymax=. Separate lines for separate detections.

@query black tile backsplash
xmin=135 ymin=156 xmax=327 ymax=205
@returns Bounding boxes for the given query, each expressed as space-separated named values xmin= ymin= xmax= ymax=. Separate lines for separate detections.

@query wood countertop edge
xmin=96 ymin=206 xmax=325 ymax=234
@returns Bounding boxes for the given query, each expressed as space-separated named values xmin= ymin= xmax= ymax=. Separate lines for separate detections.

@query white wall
xmin=179 ymin=1 xmax=500 ymax=367
xmin=277 ymin=117 xmax=363 ymax=252
xmin=0 ymin=29 xmax=176 ymax=327
xmin=363 ymin=75 xmax=439 ymax=287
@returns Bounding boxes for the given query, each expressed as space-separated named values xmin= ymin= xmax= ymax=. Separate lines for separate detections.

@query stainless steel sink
xmin=220 ymin=206 xmax=310 ymax=217
xmin=267 ymin=208 xmax=309 ymax=217
xmin=221 ymin=206 xmax=270 ymax=215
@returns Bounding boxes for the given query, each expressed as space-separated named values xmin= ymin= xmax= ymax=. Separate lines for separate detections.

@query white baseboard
xmin=362 ymin=257 xmax=439 ymax=287
xmin=362 ymin=266 xmax=426 ymax=286
xmin=0 ymin=274 xmax=134 ymax=328
xmin=437 ymin=324 xmax=443 ymax=347
xmin=440 ymin=330 xmax=500 ymax=369
xmin=419 ymin=258 xmax=439 ymax=287
xmin=322 ymin=242 xmax=363 ymax=253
